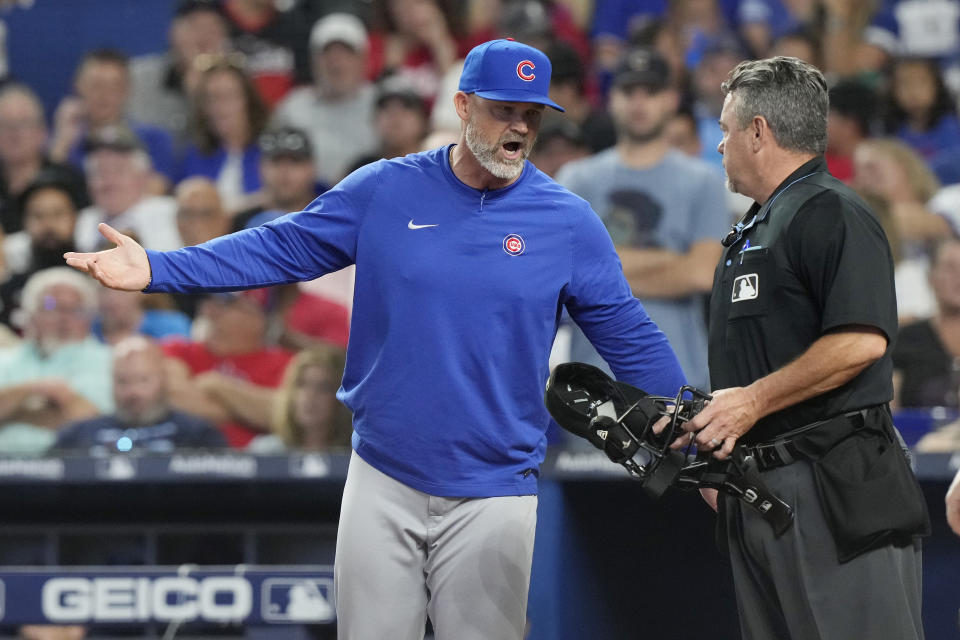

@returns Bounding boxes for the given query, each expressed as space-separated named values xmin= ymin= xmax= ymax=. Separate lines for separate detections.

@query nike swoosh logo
xmin=408 ymin=220 xmax=439 ymax=229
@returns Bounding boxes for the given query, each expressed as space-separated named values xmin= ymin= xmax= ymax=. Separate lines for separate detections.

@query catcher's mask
xmin=545 ymin=363 xmax=794 ymax=534
xmin=544 ymin=362 xmax=708 ymax=498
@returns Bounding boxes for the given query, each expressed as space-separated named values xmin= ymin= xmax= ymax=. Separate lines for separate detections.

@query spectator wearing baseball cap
xmin=161 ymin=288 xmax=294 ymax=448
xmin=234 ymin=126 xmax=326 ymax=231
xmin=271 ymin=13 xmax=378 ymax=186
xmin=611 ymin=46 xmax=673 ymax=92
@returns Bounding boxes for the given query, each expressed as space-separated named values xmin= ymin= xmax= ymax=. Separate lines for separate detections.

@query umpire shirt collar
xmin=732 ymin=155 xmax=828 ymax=241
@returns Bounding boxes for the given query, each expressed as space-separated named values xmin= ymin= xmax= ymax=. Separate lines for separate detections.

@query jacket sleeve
xmin=145 ymin=163 xmax=379 ymax=293
xmin=563 ymin=206 xmax=688 ymax=397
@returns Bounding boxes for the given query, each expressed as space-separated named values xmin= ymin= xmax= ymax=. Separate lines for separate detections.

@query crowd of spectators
xmin=0 ymin=0 xmax=958 ymax=458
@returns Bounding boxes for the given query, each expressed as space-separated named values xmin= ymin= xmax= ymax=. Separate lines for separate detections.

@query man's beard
xmin=723 ymin=163 xmax=739 ymax=194
xmin=116 ymin=403 xmax=169 ymax=428
xmin=618 ymin=117 xmax=668 ymax=145
xmin=465 ymin=119 xmax=533 ymax=181
xmin=30 ymin=237 xmax=76 ymax=271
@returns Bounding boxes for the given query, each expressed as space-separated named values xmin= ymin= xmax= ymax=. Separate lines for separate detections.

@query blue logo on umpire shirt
xmin=732 ymin=274 xmax=758 ymax=302
xmin=262 ymin=578 xmax=335 ymax=622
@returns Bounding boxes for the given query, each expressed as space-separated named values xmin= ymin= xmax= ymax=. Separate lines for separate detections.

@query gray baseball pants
xmin=334 ymin=451 xmax=538 ymax=640
xmin=723 ymin=458 xmax=924 ymax=640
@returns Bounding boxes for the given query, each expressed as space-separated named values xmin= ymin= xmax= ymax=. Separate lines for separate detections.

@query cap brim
xmin=613 ymin=74 xmax=669 ymax=91
xmin=473 ymin=89 xmax=565 ymax=112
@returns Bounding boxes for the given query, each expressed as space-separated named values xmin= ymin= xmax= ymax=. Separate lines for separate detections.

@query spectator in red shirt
xmin=244 ymin=285 xmax=350 ymax=351
xmin=162 ymin=290 xmax=293 ymax=447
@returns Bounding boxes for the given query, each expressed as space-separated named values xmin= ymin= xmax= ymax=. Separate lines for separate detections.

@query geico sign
xmin=42 ymin=577 xmax=252 ymax=622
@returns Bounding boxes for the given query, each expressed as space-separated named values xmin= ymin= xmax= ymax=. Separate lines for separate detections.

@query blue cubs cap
xmin=458 ymin=39 xmax=564 ymax=112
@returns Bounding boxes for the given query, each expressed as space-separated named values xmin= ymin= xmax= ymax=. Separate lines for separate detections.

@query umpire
xmin=684 ymin=56 xmax=929 ymax=639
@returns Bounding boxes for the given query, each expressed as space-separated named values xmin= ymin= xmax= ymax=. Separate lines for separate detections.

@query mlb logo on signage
xmin=95 ymin=456 xmax=136 ymax=480
xmin=262 ymin=578 xmax=335 ymax=623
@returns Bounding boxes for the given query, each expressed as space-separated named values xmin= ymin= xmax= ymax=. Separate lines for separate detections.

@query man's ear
xmin=751 ymin=115 xmax=768 ymax=152
xmin=454 ymin=91 xmax=471 ymax=122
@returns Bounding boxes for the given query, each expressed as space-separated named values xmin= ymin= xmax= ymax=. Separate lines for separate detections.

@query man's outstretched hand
xmin=64 ymin=223 xmax=152 ymax=291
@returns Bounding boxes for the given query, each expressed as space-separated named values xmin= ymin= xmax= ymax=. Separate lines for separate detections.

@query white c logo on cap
xmin=516 ymin=60 xmax=535 ymax=81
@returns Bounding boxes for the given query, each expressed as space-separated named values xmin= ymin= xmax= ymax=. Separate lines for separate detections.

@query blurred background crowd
xmin=0 ymin=0 xmax=957 ymax=461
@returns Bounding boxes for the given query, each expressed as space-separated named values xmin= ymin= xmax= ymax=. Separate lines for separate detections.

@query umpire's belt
xmin=743 ymin=409 xmax=870 ymax=471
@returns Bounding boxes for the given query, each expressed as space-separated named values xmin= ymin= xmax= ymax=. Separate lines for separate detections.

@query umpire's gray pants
xmin=723 ymin=458 xmax=924 ymax=640
xmin=334 ymin=451 xmax=537 ymax=640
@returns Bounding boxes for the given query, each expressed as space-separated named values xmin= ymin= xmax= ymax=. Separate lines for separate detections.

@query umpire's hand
xmin=64 ymin=223 xmax=151 ymax=291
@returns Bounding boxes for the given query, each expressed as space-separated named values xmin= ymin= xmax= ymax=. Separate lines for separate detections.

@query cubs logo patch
xmin=503 ymin=234 xmax=525 ymax=256
xmin=516 ymin=60 xmax=535 ymax=81
xmin=732 ymin=274 xmax=759 ymax=302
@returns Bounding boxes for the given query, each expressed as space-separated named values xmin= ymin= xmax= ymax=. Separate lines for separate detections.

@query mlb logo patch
xmin=732 ymin=274 xmax=759 ymax=302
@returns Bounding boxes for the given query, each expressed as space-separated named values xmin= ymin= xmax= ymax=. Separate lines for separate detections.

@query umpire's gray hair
xmin=20 ymin=267 xmax=99 ymax=316
xmin=721 ymin=56 xmax=828 ymax=155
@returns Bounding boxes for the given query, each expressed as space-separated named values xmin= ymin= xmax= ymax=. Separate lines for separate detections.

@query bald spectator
xmin=74 ymin=127 xmax=182 ymax=253
xmin=55 ymin=336 xmax=225 ymax=454
xmin=0 ymin=84 xmax=88 ymax=235
xmin=271 ymin=13 xmax=377 ymax=185
xmin=172 ymin=178 xmax=231 ymax=319
xmin=0 ymin=267 xmax=113 ymax=454
xmin=49 ymin=49 xmax=176 ymax=190
xmin=175 ymin=177 xmax=231 ymax=246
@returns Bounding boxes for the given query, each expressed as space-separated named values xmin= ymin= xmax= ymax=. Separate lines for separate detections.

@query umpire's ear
xmin=453 ymin=91 xmax=472 ymax=123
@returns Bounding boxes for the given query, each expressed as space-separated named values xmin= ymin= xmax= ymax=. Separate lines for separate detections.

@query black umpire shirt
xmin=708 ymin=156 xmax=898 ymax=444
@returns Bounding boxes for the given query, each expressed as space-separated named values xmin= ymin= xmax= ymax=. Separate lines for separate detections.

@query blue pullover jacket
xmin=146 ymin=145 xmax=686 ymax=496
